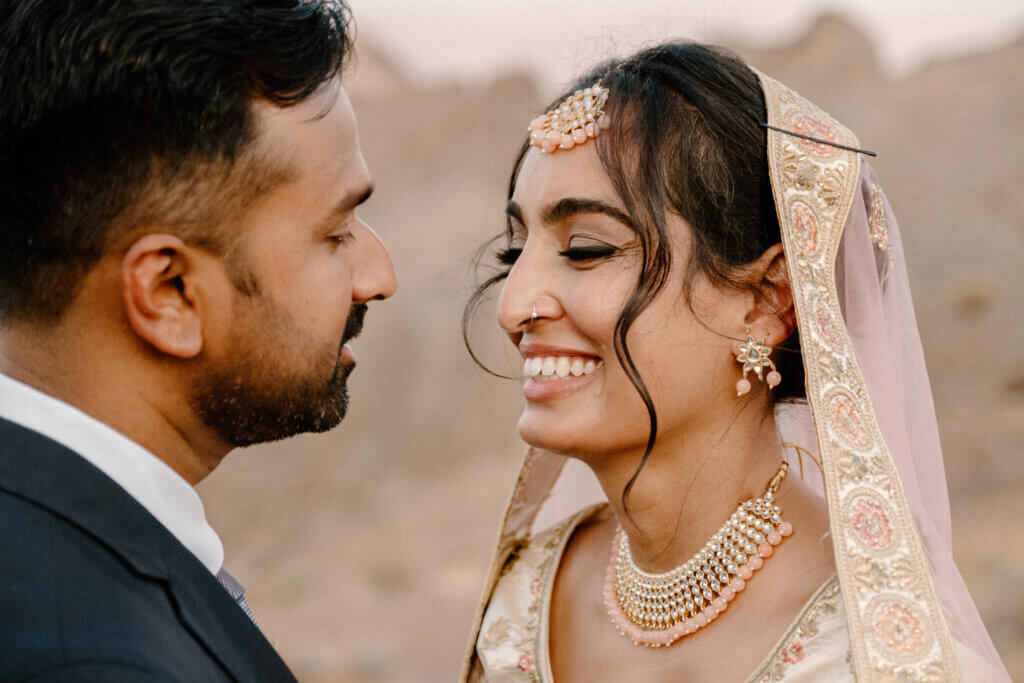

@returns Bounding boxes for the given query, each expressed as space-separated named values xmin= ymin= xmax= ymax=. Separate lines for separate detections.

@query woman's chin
xmin=517 ymin=414 xmax=574 ymax=453
xmin=516 ymin=411 xmax=599 ymax=455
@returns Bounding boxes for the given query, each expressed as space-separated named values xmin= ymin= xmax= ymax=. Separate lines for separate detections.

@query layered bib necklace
xmin=603 ymin=462 xmax=793 ymax=648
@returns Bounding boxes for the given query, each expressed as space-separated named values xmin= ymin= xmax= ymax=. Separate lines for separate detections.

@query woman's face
xmin=497 ymin=144 xmax=750 ymax=460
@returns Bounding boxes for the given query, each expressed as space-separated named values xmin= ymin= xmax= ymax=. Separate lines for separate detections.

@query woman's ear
xmin=121 ymin=234 xmax=204 ymax=358
xmin=741 ymin=243 xmax=795 ymax=347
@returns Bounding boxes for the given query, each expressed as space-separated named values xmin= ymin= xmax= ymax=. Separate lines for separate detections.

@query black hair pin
xmin=759 ymin=122 xmax=877 ymax=157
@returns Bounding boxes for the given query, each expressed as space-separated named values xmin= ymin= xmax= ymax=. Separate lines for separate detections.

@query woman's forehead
xmin=511 ymin=144 xmax=623 ymax=219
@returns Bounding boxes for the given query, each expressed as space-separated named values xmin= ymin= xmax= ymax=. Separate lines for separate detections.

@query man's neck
xmin=0 ymin=324 xmax=227 ymax=485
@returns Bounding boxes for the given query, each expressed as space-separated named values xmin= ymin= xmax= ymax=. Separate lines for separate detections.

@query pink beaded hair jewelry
xmin=528 ymin=84 xmax=610 ymax=154
xmin=735 ymin=331 xmax=782 ymax=396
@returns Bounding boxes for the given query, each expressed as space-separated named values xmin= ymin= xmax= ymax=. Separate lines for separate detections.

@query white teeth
xmin=522 ymin=355 xmax=602 ymax=379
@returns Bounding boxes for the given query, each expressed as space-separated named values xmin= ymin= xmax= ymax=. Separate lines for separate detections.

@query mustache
xmin=342 ymin=303 xmax=368 ymax=345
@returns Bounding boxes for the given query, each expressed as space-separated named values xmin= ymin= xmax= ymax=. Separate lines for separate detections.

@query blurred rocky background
xmin=197 ymin=14 xmax=1024 ymax=682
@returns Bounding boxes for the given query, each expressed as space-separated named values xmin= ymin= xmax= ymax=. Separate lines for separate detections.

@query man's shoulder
xmin=0 ymin=490 xmax=229 ymax=681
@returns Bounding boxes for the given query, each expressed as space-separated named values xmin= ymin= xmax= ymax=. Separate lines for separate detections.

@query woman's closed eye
xmin=559 ymin=244 xmax=620 ymax=261
xmin=495 ymin=246 xmax=522 ymax=265
xmin=494 ymin=243 xmax=621 ymax=266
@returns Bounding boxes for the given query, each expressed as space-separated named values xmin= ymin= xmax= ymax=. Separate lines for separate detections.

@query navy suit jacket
xmin=0 ymin=418 xmax=297 ymax=681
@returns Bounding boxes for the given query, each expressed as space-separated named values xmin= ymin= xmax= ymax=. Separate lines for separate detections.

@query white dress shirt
xmin=0 ymin=372 xmax=223 ymax=574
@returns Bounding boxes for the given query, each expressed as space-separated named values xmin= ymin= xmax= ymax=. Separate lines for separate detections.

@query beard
xmin=191 ymin=298 xmax=367 ymax=448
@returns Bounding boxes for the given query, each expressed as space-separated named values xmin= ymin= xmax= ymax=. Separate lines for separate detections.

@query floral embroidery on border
xmin=758 ymin=72 xmax=959 ymax=681
xmin=827 ymin=391 xmax=872 ymax=450
xmin=782 ymin=641 xmax=805 ymax=665
xmin=781 ymin=144 xmax=820 ymax=190
xmin=475 ymin=513 xmax=576 ymax=682
xmin=817 ymin=165 xmax=846 ymax=206
xmin=750 ymin=576 xmax=841 ymax=682
xmin=868 ymin=185 xmax=891 ymax=252
xmin=789 ymin=200 xmax=820 ymax=255
xmin=787 ymin=113 xmax=841 ymax=159
xmin=844 ymin=490 xmax=897 ymax=554
xmin=868 ymin=184 xmax=896 ymax=276
xmin=810 ymin=296 xmax=843 ymax=349
xmin=866 ymin=595 xmax=933 ymax=664
xmin=479 ymin=616 xmax=513 ymax=651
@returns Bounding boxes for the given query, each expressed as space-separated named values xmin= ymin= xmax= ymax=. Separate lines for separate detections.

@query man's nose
xmin=351 ymin=221 xmax=397 ymax=303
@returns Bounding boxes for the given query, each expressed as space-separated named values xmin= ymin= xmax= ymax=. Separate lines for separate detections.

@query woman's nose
xmin=497 ymin=248 xmax=554 ymax=333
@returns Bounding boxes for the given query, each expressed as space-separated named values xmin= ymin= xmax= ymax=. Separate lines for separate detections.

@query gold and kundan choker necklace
xmin=604 ymin=462 xmax=793 ymax=648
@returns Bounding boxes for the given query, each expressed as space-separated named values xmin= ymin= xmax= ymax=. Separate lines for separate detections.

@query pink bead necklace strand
xmin=603 ymin=462 xmax=794 ymax=648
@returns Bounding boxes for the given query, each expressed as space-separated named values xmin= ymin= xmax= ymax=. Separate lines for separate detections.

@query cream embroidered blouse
xmin=474 ymin=504 xmax=852 ymax=682
xmin=471 ymin=506 xmax=1000 ymax=682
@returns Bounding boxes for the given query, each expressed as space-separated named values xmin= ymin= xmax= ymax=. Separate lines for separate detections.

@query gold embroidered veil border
xmin=461 ymin=71 xmax=1009 ymax=683
xmin=757 ymin=72 xmax=958 ymax=681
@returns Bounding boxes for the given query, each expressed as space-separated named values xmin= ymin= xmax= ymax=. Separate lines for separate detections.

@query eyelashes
xmin=495 ymin=245 xmax=620 ymax=265
xmin=560 ymin=245 xmax=619 ymax=260
xmin=495 ymin=247 xmax=521 ymax=265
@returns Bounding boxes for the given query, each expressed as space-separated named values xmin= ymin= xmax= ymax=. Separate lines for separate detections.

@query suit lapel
xmin=0 ymin=418 xmax=296 ymax=681
xmin=166 ymin=560 xmax=296 ymax=681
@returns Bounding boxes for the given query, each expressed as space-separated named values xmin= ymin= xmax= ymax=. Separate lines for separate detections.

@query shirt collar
xmin=0 ymin=372 xmax=224 ymax=574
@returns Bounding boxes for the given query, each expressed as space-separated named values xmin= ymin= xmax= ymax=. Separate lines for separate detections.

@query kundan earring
xmin=735 ymin=331 xmax=782 ymax=396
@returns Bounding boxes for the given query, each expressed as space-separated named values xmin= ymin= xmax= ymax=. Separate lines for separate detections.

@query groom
xmin=0 ymin=1 xmax=394 ymax=680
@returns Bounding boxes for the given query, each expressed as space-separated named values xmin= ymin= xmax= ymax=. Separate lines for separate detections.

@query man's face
xmin=192 ymin=81 xmax=396 ymax=447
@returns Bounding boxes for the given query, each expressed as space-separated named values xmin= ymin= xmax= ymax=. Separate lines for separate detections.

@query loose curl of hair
xmin=464 ymin=42 xmax=805 ymax=514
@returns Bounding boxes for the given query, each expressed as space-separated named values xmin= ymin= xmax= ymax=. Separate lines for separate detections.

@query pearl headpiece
xmin=528 ymin=84 xmax=610 ymax=154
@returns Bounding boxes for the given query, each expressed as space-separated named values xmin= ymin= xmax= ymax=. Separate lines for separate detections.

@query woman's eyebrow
xmin=542 ymin=197 xmax=634 ymax=229
xmin=505 ymin=197 xmax=636 ymax=230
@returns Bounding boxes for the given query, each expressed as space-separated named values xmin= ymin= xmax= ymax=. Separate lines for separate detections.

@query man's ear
xmin=121 ymin=234 xmax=204 ymax=358
xmin=741 ymin=243 xmax=796 ymax=347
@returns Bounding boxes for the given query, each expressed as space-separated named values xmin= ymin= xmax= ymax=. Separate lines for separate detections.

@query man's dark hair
xmin=0 ymin=0 xmax=353 ymax=322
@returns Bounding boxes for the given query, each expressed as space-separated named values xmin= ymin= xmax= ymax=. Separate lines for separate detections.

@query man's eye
xmin=495 ymin=247 xmax=522 ymax=265
xmin=330 ymin=232 xmax=355 ymax=245
xmin=558 ymin=245 xmax=619 ymax=261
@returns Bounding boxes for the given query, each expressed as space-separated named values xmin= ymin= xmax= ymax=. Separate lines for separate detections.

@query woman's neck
xmin=587 ymin=403 xmax=785 ymax=574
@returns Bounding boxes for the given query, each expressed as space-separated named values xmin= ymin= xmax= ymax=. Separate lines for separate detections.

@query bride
xmin=460 ymin=43 xmax=1008 ymax=681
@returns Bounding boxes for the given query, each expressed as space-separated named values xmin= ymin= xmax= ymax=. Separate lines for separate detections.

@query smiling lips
xmin=520 ymin=354 xmax=603 ymax=401
xmin=523 ymin=355 xmax=600 ymax=380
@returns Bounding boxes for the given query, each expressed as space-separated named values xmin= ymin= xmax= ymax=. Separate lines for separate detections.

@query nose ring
xmin=531 ymin=303 xmax=538 ymax=324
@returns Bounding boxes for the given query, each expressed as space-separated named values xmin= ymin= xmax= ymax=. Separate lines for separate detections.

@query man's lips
xmin=340 ymin=343 xmax=355 ymax=364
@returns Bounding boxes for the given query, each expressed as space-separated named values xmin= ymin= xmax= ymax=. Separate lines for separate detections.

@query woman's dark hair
xmin=0 ymin=0 xmax=353 ymax=322
xmin=464 ymin=42 xmax=805 ymax=511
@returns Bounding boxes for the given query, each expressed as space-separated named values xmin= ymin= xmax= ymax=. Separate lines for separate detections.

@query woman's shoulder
xmin=516 ymin=503 xmax=612 ymax=569
xmin=475 ymin=504 xmax=608 ymax=680
xmin=745 ymin=573 xmax=854 ymax=682
xmin=744 ymin=575 xmax=1005 ymax=683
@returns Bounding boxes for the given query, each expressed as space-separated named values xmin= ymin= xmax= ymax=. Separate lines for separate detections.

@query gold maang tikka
xmin=528 ymin=84 xmax=610 ymax=154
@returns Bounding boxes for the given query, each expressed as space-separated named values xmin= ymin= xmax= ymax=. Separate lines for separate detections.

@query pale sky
xmin=350 ymin=0 xmax=1024 ymax=94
